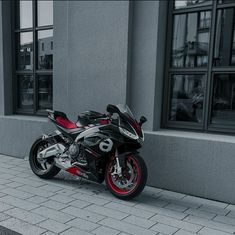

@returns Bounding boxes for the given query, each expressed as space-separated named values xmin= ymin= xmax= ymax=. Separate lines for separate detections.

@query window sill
xmin=145 ymin=129 xmax=235 ymax=144
xmin=0 ymin=114 xmax=48 ymax=123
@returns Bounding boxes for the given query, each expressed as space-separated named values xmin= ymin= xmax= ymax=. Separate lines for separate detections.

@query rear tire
xmin=105 ymin=154 xmax=147 ymax=200
xmin=29 ymin=138 xmax=61 ymax=179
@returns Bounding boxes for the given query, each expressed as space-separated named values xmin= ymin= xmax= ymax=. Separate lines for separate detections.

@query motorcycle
xmin=29 ymin=104 xmax=148 ymax=200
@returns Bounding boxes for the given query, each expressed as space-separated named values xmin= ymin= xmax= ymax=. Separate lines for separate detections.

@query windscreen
xmin=116 ymin=104 xmax=135 ymax=119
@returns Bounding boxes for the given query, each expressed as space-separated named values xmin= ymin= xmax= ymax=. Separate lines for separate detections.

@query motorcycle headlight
xmin=119 ymin=127 xmax=139 ymax=140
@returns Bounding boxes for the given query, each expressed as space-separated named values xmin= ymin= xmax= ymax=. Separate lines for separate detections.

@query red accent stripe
xmin=66 ymin=166 xmax=81 ymax=175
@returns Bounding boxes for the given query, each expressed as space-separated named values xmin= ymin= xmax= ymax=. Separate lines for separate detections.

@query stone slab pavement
xmin=0 ymin=154 xmax=234 ymax=235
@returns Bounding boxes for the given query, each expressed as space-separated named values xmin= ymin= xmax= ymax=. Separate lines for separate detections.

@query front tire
xmin=105 ymin=154 xmax=147 ymax=200
xmin=29 ymin=138 xmax=61 ymax=179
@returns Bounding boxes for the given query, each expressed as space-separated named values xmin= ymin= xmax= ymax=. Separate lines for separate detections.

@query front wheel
xmin=105 ymin=154 xmax=147 ymax=200
xmin=29 ymin=138 xmax=61 ymax=179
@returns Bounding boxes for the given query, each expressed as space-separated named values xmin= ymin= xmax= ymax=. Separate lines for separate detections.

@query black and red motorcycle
xmin=29 ymin=104 xmax=147 ymax=200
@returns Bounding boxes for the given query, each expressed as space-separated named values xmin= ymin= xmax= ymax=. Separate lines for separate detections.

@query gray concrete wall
xmin=54 ymin=1 xmax=130 ymax=121
xmin=141 ymin=131 xmax=235 ymax=204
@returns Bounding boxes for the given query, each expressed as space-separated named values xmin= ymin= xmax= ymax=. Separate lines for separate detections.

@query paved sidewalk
xmin=0 ymin=155 xmax=234 ymax=235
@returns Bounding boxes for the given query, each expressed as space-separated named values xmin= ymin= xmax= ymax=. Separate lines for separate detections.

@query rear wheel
xmin=29 ymin=138 xmax=60 ymax=179
xmin=105 ymin=154 xmax=147 ymax=200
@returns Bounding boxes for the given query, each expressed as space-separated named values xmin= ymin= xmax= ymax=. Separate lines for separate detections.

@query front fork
xmin=112 ymin=149 xmax=129 ymax=177
xmin=113 ymin=149 xmax=122 ymax=177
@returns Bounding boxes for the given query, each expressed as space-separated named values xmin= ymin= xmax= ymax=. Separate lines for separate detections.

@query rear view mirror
xmin=139 ymin=116 xmax=147 ymax=126
xmin=106 ymin=104 xmax=119 ymax=114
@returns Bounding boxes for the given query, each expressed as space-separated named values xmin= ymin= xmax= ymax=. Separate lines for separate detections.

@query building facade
xmin=0 ymin=0 xmax=235 ymax=203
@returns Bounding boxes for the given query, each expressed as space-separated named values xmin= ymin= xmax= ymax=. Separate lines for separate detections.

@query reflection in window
xmin=16 ymin=0 xmax=32 ymax=29
xmin=17 ymin=75 xmax=34 ymax=110
xmin=214 ymin=8 xmax=235 ymax=67
xmin=218 ymin=0 xmax=235 ymax=4
xmin=16 ymin=32 xmax=33 ymax=71
xmin=211 ymin=74 xmax=235 ymax=125
xmin=37 ymin=1 xmax=53 ymax=27
xmin=38 ymin=75 xmax=52 ymax=110
xmin=37 ymin=30 xmax=53 ymax=70
xmin=174 ymin=0 xmax=211 ymax=9
xmin=169 ymin=74 xmax=205 ymax=123
xmin=171 ymin=11 xmax=211 ymax=68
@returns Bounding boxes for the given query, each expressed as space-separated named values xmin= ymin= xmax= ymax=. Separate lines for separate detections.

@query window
xmin=14 ymin=0 xmax=53 ymax=114
xmin=163 ymin=0 xmax=235 ymax=133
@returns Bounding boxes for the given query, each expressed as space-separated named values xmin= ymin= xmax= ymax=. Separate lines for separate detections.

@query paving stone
xmin=0 ymin=202 xmax=14 ymax=212
xmin=19 ymin=185 xmax=55 ymax=198
xmin=174 ymin=230 xmax=197 ymax=235
xmin=85 ymin=204 xmax=128 ymax=220
xmin=182 ymin=196 xmax=228 ymax=209
xmin=92 ymin=225 xmax=120 ymax=235
xmin=41 ymin=232 xmax=58 ymax=235
xmin=5 ymin=207 xmax=47 ymax=224
xmin=5 ymin=182 xmax=24 ymax=188
xmin=0 ymin=179 xmax=13 ymax=185
xmin=0 ymin=195 xmax=39 ymax=210
xmin=99 ymin=218 xmax=157 ymax=235
xmin=226 ymin=204 xmax=235 ymax=211
xmin=184 ymin=208 xmax=216 ymax=220
xmin=135 ymin=195 xmax=168 ymax=208
xmin=66 ymin=217 xmax=99 ymax=231
xmin=184 ymin=215 xmax=235 ymax=234
xmin=41 ymin=200 xmax=68 ymax=210
xmin=1 ymin=187 xmax=33 ymax=199
xmin=138 ymin=204 xmax=187 ymax=220
xmin=164 ymin=203 xmax=188 ymax=212
xmin=60 ymin=227 xmax=91 ymax=235
xmin=213 ymin=215 xmax=235 ymax=226
xmin=12 ymin=177 xmax=46 ymax=187
xmin=159 ymin=190 xmax=186 ymax=200
xmin=49 ymin=194 xmax=75 ymax=204
xmin=150 ymin=222 xmax=179 ymax=234
xmin=71 ymin=192 xmax=109 ymax=206
xmin=199 ymin=205 xmax=230 ymax=216
xmin=199 ymin=227 xmax=232 ymax=235
xmin=0 ymin=192 xmax=6 ymax=198
xmin=104 ymin=201 xmax=155 ymax=219
xmin=39 ymin=219 xmax=71 ymax=233
xmin=32 ymin=206 xmax=75 ymax=223
xmin=27 ymin=195 xmax=49 ymax=204
xmin=62 ymin=206 xmax=105 ymax=223
xmin=0 ymin=213 xmax=11 ymax=221
xmin=226 ymin=210 xmax=235 ymax=218
xmin=38 ymin=184 xmax=63 ymax=193
xmin=0 ymin=218 xmax=46 ymax=235
xmin=150 ymin=214 xmax=202 ymax=233
xmin=123 ymin=215 xmax=156 ymax=229
xmin=68 ymin=199 xmax=92 ymax=209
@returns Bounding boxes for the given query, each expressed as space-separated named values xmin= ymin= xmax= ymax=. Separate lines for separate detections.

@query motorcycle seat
xmin=53 ymin=111 xmax=79 ymax=129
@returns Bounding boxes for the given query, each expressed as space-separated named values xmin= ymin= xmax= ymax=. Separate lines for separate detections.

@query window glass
xmin=37 ymin=30 xmax=53 ymax=70
xmin=37 ymin=1 xmax=53 ymax=27
xmin=213 ymin=8 xmax=235 ymax=66
xmin=174 ymin=0 xmax=212 ymax=9
xmin=16 ymin=32 xmax=33 ymax=71
xmin=38 ymin=75 xmax=53 ymax=110
xmin=171 ymin=11 xmax=211 ymax=68
xmin=169 ymin=74 xmax=205 ymax=123
xmin=17 ymin=75 xmax=34 ymax=110
xmin=211 ymin=74 xmax=235 ymax=125
xmin=16 ymin=0 xmax=32 ymax=29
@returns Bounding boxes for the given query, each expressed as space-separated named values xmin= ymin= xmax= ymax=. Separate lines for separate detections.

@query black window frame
xmin=162 ymin=0 xmax=235 ymax=134
xmin=12 ymin=0 xmax=53 ymax=116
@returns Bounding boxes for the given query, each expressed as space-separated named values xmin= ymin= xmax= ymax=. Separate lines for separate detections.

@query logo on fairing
xmin=99 ymin=139 xmax=113 ymax=152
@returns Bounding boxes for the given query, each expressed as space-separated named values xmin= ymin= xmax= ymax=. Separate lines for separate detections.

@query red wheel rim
xmin=106 ymin=155 xmax=141 ymax=195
